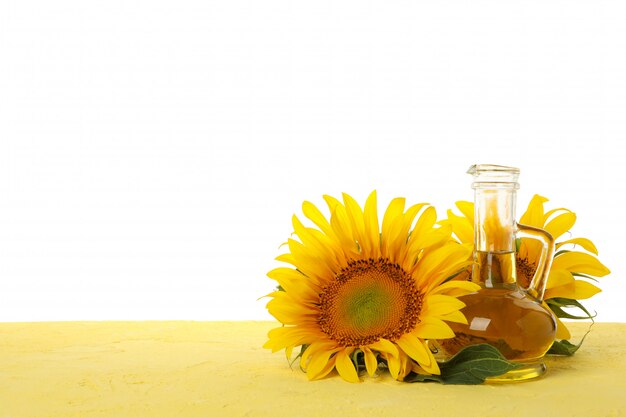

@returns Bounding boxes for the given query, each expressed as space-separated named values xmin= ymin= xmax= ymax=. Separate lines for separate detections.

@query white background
xmin=0 ymin=1 xmax=624 ymax=322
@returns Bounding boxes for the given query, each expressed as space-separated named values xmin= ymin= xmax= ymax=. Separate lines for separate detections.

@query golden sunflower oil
xmin=439 ymin=252 xmax=556 ymax=361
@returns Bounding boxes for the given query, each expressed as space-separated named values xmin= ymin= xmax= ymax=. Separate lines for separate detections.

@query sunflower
xmin=264 ymin=191 xmax=479 ymax=383
xmin=442 ymin=195 xmax=610 ymax=339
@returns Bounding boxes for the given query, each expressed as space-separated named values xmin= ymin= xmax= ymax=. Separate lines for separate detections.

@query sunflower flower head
xmin=264 ymin=191 xmax=479 ymax=383
xmin=442 ymin=195 xmax=611 ymax=340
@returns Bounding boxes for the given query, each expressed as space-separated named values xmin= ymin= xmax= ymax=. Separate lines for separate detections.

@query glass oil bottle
xmin=439 ymin=164 xmax=557 ymax=381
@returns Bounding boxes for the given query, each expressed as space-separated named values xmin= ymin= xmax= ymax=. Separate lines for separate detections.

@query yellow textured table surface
xmin=0 ymin=321 xmax=625 ymax=417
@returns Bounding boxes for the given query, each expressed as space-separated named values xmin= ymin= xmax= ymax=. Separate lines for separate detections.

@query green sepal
xmin=442 ymin=267 xmax=469 ymax=283
xmin=293 ymin=344 xmax=308 ymax=370
xmin=351 ymin=349 xmax=365 ymax=370
xmin=405 ymin=344 xmax=522 ymax=385
xmin=571 ymin=272 xmax=600 ymax=283
xmin=554 ymin=249 xmax=571 ymax=257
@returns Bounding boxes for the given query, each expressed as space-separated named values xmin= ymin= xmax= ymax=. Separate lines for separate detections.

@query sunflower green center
xmin=318 ymin=258 xmax=422 ymax=346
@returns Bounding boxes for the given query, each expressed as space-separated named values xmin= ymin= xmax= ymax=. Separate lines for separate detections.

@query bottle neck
xmin=472 ymin=186 xmax=518 ymax=287
xmin=474 ymin=187 xmax=517 ymax=253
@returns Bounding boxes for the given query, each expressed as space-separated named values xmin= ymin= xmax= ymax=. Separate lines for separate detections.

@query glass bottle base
xmin=485 ymin=361 xmax=547 ymax=383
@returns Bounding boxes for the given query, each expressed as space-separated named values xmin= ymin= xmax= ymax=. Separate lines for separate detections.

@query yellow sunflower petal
xmin=275 ymin=253 xmax=296 ymax=265
xmin=414 ymin=206 xmax=437 ymax=239
xmin=555 ymin=316 xmax=572 ymax=340
xmin=403 ymin=226 xmax=454 ymax=271
xmin=265 ymin=326 xmax=312 ymax=352
xmin=545 ymin=280 xmax=602 ymax=300
xmin=306 ymin=347 xmax=340 ymax=380
xmin=300 ymin=341 xmax=336 ymax=369
xmin=302 ymin=201 xmax=333 ymax=236
xmin=396 ymin=333 xmax=429 ymax=364
xmin=292 ymin=215 xmax=340 ymax=270
xmin=519 ymin=195 xmax=548 ymax=227
xmin=287 ymin=238 xmax=334 ymax=284
xmin=323 ymin=194 xmax=342 ymax=211
xmin=442 ymin=209 xmax=474 ymax=244
xmin=456 ymin=201 xmax=474 ymax=225
xmin=390 ymin=202 xmax=427 ymax=262
xmin=267 ymin=268 xmax=320 ymax=299
xmin=266 ymin=295 xmax=318 ymax=325
xmin=396 ymin=333 xmax=440 ymax=375
xmin=397 ymin=351 xmax=413 ymax=381
xmin=546 ymin=268 xmax=574 ymax=290
xmin=518 ymin=195 xmax=550 ymax=262
xmin=419 ymin=352 xmax=440 ymax=375
xmin=368 ymin=338 xmax=399 ymax=358
xmin=307 ymin=227 xmax=347 ymax=267
xmin=335 ymin=349 xmax=360 ymax=383
xmin=413 ymin=243 xmax=473 ymax=289
xmin=309 ymin=357 xmax=337 ymax=381
xmin=412 ymin=316 xmax=456 ymax=339
xmin=429 ymin=280 xmax=480 ymax=297
xmin=422 ymin=294 xmax=467 ymax=317
xmin=381 ymin=197 xmax=406 ymax=258
xmin=328 ymin=203 xmax=360 ymax=255
xmin=381 ymin=352 xmax=401 ymax=380
xmin=393 ymin=203 xmax=428 ymax=267
xmin=551 ymin=252 xmax=610 ymax=277
xmin=544 ymin=211 xmax=576 ymax=241
xmin=363 ymin=347 xmax=378 ymax=377
xmin=436 ymin=310 xmax=468 ymax=324
xmin=544 ymin=207 xmax=569 ymax=219
xmin=363 ymin=190 xmax=381 ymax=258
xmin=556 ymin=237 xmax=598 ymax=255
xmin=342 ymin=192 xmax=369 ymax=256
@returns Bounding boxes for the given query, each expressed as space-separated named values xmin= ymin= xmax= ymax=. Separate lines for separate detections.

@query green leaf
xmin=546 ymin=297 xmax=596 ymax=320
xmin=405 ymin=344 xmax=522 ymax=385
xmin=403 ymin=373 xmax=444 ymax=383
xmin=548 ymin=340 xmax=581 ymax=356
xmin=548 ymin=324 xmax=592 ymax=356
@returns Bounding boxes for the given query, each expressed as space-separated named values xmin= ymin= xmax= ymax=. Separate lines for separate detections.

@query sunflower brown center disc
xmin=318 ymin=258 xmax=422 ymax=346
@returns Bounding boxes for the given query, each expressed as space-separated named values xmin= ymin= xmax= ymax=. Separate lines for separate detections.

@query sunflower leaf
xmin=548 ymin=324 xmax=593 ymax=356
xmin=546 ymin=297 xmax=596 ymax=320
xmin=405 ymin=344 xmax=522 ymax=385
xmin=548 ymin=340 xmax=581 ymax=356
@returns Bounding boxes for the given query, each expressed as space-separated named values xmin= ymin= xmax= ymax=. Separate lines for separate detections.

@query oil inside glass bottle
xmin=439 ymin=251 xmax=556 ymax=361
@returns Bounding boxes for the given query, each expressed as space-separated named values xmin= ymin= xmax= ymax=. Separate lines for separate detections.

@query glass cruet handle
xmin=515 ymin=223 xmax=556 ymax=301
